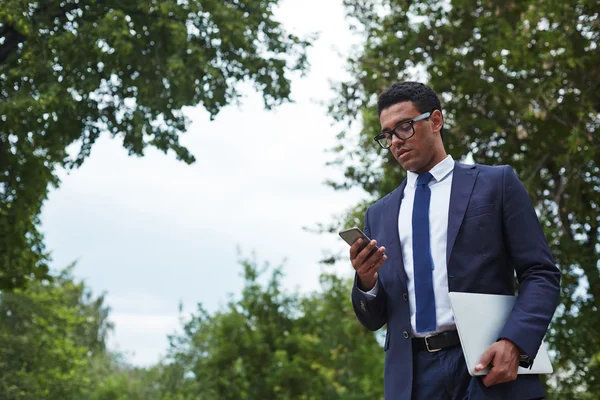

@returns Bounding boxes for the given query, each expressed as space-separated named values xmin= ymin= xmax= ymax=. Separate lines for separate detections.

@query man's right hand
xmin=350 ymin=238 xmax=387 ymax=291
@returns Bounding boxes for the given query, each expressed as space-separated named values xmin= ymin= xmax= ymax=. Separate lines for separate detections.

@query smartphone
xmin=339 ymin=227 xmax=379 ymax=256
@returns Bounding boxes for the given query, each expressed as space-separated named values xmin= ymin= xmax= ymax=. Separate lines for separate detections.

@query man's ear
xmin=431 ymin=109 xmax=443 ymax=134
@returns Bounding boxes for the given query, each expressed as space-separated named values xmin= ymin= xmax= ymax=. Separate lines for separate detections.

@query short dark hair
xmin=377 ymin=82 xmax=444 ymax=140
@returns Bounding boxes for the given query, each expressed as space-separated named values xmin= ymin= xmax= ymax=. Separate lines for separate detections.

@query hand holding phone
xmin=339 ymin=227 xmax=387 ymax=290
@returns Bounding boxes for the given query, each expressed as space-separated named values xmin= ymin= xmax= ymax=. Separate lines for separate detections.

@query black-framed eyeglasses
xmin=374 ymin=112 xmax=431 ymax=148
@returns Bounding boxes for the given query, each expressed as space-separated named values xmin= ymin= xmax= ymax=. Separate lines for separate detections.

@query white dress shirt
xmin=362 ymin=155 xmax=456 ymax=337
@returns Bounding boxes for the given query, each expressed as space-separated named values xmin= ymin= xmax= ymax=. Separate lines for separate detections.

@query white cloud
xmin=107 ymin=313 xmax=181 ymax=366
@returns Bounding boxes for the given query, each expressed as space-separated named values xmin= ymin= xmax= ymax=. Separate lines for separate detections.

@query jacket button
xmin=403 ymin=293 xmax=408 ymax=301
xmin=403 ymin=331 xmax=409 ymax=339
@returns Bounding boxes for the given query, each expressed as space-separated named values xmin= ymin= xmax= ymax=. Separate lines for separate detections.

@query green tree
xmin=162 ymin=257 xmax=385 ymax=399
xmin=0 ymin=0 xmax=311 ymax=289
xmin=0 ymin=265 xmax=112 ymax=399
xmin=85 ymin=352 xmax=165 ymax=400
xmin=328 ymin=0 xmax=599 ymax=397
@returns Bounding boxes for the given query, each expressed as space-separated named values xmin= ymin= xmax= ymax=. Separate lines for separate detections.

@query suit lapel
xmin=383 ymin=179 xmax=409 ymax=286
xmin=446 ymin=162 xmax=478 ymax=265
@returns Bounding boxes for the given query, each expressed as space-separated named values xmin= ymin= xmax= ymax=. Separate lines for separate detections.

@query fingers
xmin=349 ymin=238 xmax=365 ymax=260
xmin=479 ymin=342 xmax=519 ymax=387
xmin=350 ymin=240 xmax=386 ymax=270
xmin=350 ymin=240 xmax=386 ymax=292
xmin=476 ymin=345 xmax=496 ymax=372
xmin=356 ymin=240 xmax=378 ymax=264
xmin=481 ymin=353 xmax=501 ymax=388
xmin=482 ymin=363 xmax=516 ymax=387
xmin=477 ymin=345 xmax=496 ymax=387
xmin=356 ymin=242 xmax=384 ymax=269
xmin=482 ymin=368 xmax=499 ymax=387
xmin=357 ymin=248 xmax=386 ymax=284
xmin=364 ymin=248 xmax=387 ymax=274
xmin=349 ymin=239 xmax=376 ymax=264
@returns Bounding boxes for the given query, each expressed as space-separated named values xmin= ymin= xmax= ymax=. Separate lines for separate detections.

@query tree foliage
xmin=0 ymin=0 xmax=310 ymax=289
xmin=162 ymin=257 xmax=385 ymax=399
xmin=0 ymin=265 xmax=112 ymax=399
xmin=0 ymin=263 xmax=172 ymax=399
xmin=328 ymin=0 xmax=599 ymax=397
xmin=85 ymin=353 xmax=165 ymax=400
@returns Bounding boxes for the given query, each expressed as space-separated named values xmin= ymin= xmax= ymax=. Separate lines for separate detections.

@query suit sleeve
xmin=351 ymin=207 xmax=388 ymax=331
xmin=498 ymin=166 xmax=561 ymax=359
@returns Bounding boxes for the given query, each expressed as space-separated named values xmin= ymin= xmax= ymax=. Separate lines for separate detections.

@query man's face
xmin=379 ymin=101 xmax=443 ymax=174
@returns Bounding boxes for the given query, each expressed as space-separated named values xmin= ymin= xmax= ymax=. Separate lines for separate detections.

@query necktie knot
xmin=417 ymin=172 xmax=433 ymax=187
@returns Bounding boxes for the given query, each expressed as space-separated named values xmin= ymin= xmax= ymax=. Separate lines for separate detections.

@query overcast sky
xmin=40 ymin=0 xmax=369 ymax=366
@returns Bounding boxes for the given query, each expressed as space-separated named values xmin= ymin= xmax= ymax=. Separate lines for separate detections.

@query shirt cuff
xmin=359 ymin=279 xmax=379 ymax=299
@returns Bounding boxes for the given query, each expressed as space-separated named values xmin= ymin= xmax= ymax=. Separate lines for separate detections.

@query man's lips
xmin=397 ymin=148 xmax=410 ymax=158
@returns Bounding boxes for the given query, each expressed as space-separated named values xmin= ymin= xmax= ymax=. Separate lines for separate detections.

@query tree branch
xmin=584 ymin=227 xmax=600 ymax=307
xmin=553 ymin=168 xmax=571 ymax=240
xmin=524 ymin=153 xmax=549 ymax=188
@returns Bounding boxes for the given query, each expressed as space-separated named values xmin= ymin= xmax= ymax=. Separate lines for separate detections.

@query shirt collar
xmin=406 ymin=155 xmax=454 ymax=188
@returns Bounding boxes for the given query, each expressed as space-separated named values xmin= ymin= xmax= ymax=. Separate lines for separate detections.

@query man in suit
xmin=350 ymin=82 xmax=560 ymax=399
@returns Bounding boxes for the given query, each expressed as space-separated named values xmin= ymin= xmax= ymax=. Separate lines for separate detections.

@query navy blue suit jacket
xmin=352 ymin=162 xmax=560 ymax=400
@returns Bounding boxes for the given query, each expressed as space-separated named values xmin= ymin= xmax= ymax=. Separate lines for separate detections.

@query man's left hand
xmin=475 ymin=339 xmax=520 ymax=387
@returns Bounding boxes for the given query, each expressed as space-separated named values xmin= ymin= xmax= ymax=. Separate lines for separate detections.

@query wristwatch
xmin=497 ymin=337 xmax=533 ymax=369
xmin=519 ymin=353 xmax=533 ymax=369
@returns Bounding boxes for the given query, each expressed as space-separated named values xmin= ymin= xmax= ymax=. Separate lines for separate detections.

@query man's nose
xmin=391 ymin=133 xmax=404 ymax=147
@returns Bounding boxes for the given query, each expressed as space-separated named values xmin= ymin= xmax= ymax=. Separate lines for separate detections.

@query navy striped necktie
xmin=412 ymin=172 xmax=436 ymax=333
